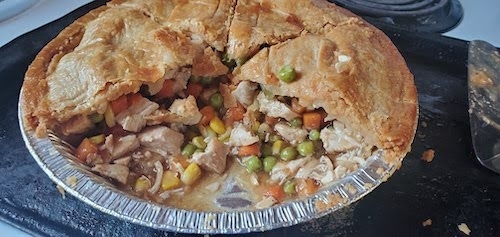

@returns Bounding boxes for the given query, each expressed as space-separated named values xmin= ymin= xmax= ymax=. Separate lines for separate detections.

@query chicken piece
xmin=320 ymin=121 xmax=361 ymax=153
xmin=104 ymin=134 xmax=141 ymax=160
xmin=120 ymin=115 xmax=146 ymax=133
xmin=219 ymin=83 xmax=237 ymax=109
xmin=148 ymin=161 xmax=164 ymax=194
xmin=115 ymin=96 xmax=160 ymax=132
xmin=165 ymin=68 xmax=191 ymax=94
xmin=191 ymin=137 xmax=230 ymax=174
xmin=143 ymin=67 xmax=190 ymax=98
xmin=232 ymin=81 xmax=258 ymax=108
xmin=256 ymin=92 xmax=299 ymax=121
xmin=295 ymin=158 xmax=320 ymax=179
xmin=227 ymin=0 xmax=304 ymax=60
xmin=92 ymin=163 xmax=129 ymax=184
xmin=228 ymin=123 xmax=259 ymax=147
xmin=274 ymin=122 xmax=308 ymax=145
xmin=145 ymin=96 xmax=202 ymax=125
xmin=269 ymin=157 xmax=310 ymax=184
xmin=168 ymin=96 xmax=202 ymax=125
xmin=308 ymin=156 xmax=335 ymax=185
xmin=113 ymin=156 xmax=131 ymax=166
xmin=138 ymin=126 xmax=184 ymax=156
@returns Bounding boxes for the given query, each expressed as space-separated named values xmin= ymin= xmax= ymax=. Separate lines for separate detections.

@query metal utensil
xmin=468 ymin=40 xmax=500 ymax=174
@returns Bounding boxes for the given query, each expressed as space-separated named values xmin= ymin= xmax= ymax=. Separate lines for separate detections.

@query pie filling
xmin=70 ymin=64 xmax=376 ymax=210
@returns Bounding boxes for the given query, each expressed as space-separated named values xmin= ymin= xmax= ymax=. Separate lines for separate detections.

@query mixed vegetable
xmin=73 ymin=64 xmax=370 ymax=209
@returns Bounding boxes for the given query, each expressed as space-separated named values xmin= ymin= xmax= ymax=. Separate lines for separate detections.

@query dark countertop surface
xmin=0 ymin=1 xmax=499 ymax=236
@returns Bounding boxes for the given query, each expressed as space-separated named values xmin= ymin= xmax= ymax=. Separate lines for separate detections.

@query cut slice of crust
xmin=232 ymin=21 xmax=417 ymax=164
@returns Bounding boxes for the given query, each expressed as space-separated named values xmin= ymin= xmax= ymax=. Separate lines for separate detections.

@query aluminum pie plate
xmin=18 ymin=95 xmax=400 ymax=234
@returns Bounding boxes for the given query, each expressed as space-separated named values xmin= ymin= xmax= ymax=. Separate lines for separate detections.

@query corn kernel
xmin=104 ymin=105 xmax=116 ymax=127
xmin=209 ymin=117 xmax=226 ymax=134
xmin=192 ymin=136 xmax=207 ymax=149
xmin=251 ymin=121 xmax=260 ymax=132
xmin=218 ymin=126 xmax=232 ymax=142
xmin=181 ymin=163 xmax=202 ymax=185
xmin=88 ymin=134 xmax=105 ymax=144
xmin=272 ymin=140 xmax=284 ymax=155
xmin=161 ymin=171 xmax=181 ymax=191
xmin=134 ymin=176 xmax=151 ymax=192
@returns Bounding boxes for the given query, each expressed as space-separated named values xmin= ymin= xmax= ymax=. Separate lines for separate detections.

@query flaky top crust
xmin=21 ymin=0 xmax=417 ymax=165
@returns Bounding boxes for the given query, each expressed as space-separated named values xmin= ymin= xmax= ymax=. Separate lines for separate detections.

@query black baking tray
xmin=1 ymin=1 xmax=499 ymax=236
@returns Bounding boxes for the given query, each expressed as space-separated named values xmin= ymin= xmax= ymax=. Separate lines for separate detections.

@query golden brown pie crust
xmin=21 ymin=0 xmax=417 ymax=166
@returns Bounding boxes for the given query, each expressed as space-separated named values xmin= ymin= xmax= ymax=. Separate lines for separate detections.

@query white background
xmin=0 ymin=0 xmax=499 ymax=236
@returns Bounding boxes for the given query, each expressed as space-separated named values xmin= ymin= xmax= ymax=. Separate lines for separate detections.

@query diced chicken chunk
xmin=274 ymin=122 xmax=308 ymax=144
xmin=148 ymin=161 xmax=164 ymax=194
xmin=256 ymin=92 xmax=299 ymax=121
xmin=320 ymin=121 xmax=361 ymax=153
xmin=228 ymin=123 xmax=259 ymax=146
xmin=308 ymin=156 xmax=335 ymax=185
xmin=163 ymin=68 xmax=191 ymax=94
xmin=120 ymin=114 xmax=147 ymax=133
xmin=116 ymin=96 xmax=160 ymax=132
xmin=192 ymin=137 xmax=230 ymax=174
xmin=232 ymin=81 xmax=258 ymax=108
xmin=113 ymin=156 xmax=131 ymax=166
xmin=168 ymin=96 xmax=202 ymax=125
xmin=105 ymin=134 xmax=141 ymax=160
xmin=269 ymin=157 xmax=310 ymax=185
xmin=219 ymin=83 xmax=237 ymax=108
xmin=92 ymin=164 xmax=129 ymax=184
xmin=138 ymin=126 xmax=184 ymax=156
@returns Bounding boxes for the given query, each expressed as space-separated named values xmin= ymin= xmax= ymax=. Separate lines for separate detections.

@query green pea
xmin=290 ymin=117 xmax=303 ymax=128
xmin=280 ymin=146 xmax=297 ymax=161
xmin=200 ymin=76 xmax=214 ymax=85
xmin=89 ymin=113 xmax=104 ymax=124
xmin=283 ymin=180 xmax=296 ymax=194
xmin=277 ymin=65 xmax=296 ymax=83
xmin=297 ymin=141 xmax=314 ymax=156
xmin=308 ymin=129 xmax=320 ymax=141
xmin=245 ymin=155 xmax=262 ymax=173
xmin=261 ymin=144 xmax=273 ymax=157
xmin=192 ymin=136 xmax=207 ymax=149
xmin=209 ymin=92 xmax=224 ymax=109
xmin=181 ymin=143 xmax=197 ymax=157
xmin=263 ymin=156 xmax=278 ymax=173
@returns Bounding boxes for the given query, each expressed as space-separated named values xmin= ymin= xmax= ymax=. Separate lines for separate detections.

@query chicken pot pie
xmin=21 ymin=0 xmax=417 ymax=210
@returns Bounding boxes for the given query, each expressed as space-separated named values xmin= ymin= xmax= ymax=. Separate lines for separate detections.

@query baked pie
xmin=21 ymin=0 xmax=417 ymax=210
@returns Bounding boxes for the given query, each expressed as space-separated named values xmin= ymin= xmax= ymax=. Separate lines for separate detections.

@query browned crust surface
xmin=21 ymin=6 xmax=108 ymax=137
xmin=21 ymin=0 xmax=418 ymax=166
